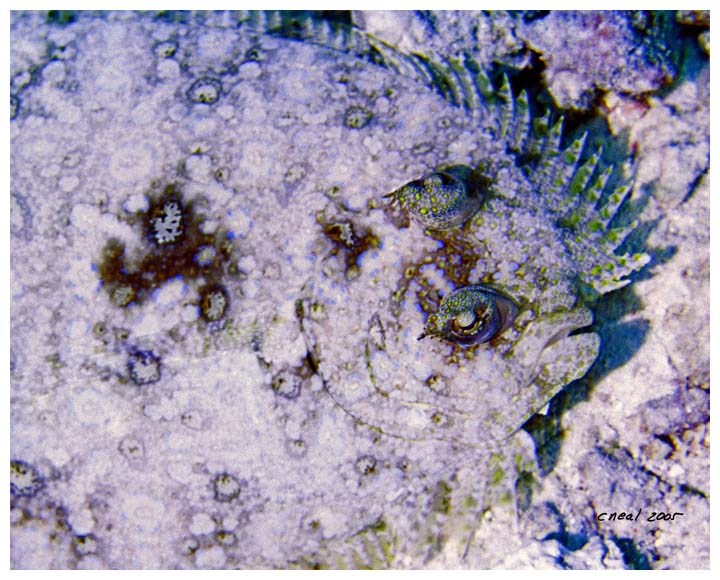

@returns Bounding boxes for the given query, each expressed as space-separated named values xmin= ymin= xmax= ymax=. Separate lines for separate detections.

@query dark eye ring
xmin=420 ymin=284 xmax=518 ymax=346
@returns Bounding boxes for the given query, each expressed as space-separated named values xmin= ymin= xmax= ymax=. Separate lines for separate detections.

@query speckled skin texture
xmin=420 ymin=284 xmax=518 ymax=345
xmin=11 ymin=11 xmax=708 ymax=569
xmin=388 ymin=168 xmax=485 ymax=230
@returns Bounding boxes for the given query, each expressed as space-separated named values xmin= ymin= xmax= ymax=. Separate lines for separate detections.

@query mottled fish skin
xmin=387 ymin=167 xmax=485 ymax=231
xmin=10 ymin=11 xmax=648 ymax=569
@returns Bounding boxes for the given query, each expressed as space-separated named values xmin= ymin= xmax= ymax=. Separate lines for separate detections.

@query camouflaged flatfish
xmin=10 ymin=11 xmax=649 ymax=569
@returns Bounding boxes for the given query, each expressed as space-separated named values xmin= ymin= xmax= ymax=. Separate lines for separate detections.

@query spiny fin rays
xmin=232 ymin=20 xmax=651 ymax=297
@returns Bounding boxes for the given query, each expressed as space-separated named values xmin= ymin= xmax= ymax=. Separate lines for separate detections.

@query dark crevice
xmin=612 ymin=536 xmax=653 ymax=569
xmin=680 ymin=165 xmax=709 ymax=205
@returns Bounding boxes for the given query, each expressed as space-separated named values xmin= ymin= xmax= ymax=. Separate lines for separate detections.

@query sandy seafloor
xmin=9 ymin=10 xmax=710 ymax=569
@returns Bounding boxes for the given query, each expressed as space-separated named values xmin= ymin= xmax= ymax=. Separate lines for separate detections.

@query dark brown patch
xmin=390 ymin=225 xmax=486 ymax=320
xmin=97 ymin=182 xmax=235 ymax=314
xmin=319 ymin=218 xmax=381 ymax=276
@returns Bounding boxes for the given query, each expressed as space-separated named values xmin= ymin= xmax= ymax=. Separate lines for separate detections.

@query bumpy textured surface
xmin=387 ymin=167 xmax=486 ymax=230
xmin=517 ymin=11 xmax=680 ymax=110
xmin=358 ymin=10 xmax=683 ymax=111
xmin=10 ymin=11 xmax=703 ymax=570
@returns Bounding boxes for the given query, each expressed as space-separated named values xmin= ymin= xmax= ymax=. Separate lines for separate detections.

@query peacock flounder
xmin=10 ymin=11 xmax=650 ymax=569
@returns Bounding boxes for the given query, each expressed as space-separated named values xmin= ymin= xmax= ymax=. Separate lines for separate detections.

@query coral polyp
xmin=199 ymin=284 xmax=229 ymax=323
xmin=11 ymin=460 xmax=44 ymax=498
xmin=186 ymin=77 xmax=223 ymax=105
xmin=127 ymin=349 xmax=162 ymax=386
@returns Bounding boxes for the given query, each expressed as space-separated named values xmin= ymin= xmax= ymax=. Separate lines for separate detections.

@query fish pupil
xmin=455 ymin=309 xmax=476 ymax=330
